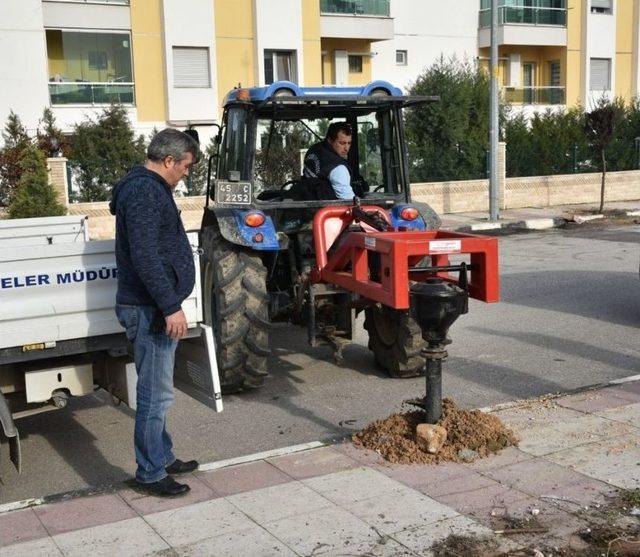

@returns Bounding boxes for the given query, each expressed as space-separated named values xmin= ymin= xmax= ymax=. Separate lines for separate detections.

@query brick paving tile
xmin=333 ymin=441 xmax=386 ymax=467
xmin=373 ymin=461 xmax=469 ymax=491
xmin=227 ymin=480 xmax=331 ymax=523
xmin=0 ymin=508 xmax=48 ymax=547
xmin=596 ymin=402 xmax=640 ymax=428
xmin=52 ymin=517 xmax=169 ymax=557
xmin=0 ymin=536 xmax=62 ymax=556
xmin=34 ymin=493 xmax=136 ymax=536
xmin=433 ymin=483 xmax=529 ymax=520
xmin=608 ymin=383 xmax=640 ymax=401
xmin=119 ymin=474 xmax=218 ymax=516
xmin=302 ymin=467 xmax=404 ymax=506
xmin=482 ymin=457 xmax=618 ymax=504
xmin=144 ymin=498 xmax=255 ymax=548
xmin=197 ymin=460 xmax=291 ymax=496
xmin=391 ymin=515 xmax=502 ymax=556
xmin=465 ymin=446 xmax=535 ymax=472
xmin=173 ymin=523 xmax=296 ymax=556
xmin=556 ymin=389 xmax=633 ymax=413
xmin=345 ymin=488 xmax=459 ymax=536
xmin=267 ymin=446 xmax=359 ymax=479
xmin=261 ymin=505 xmax=379 ymax=556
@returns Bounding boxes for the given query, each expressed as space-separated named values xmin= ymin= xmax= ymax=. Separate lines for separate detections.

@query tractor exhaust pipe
xmin=410 ymin=270 xmax=469 ymax=424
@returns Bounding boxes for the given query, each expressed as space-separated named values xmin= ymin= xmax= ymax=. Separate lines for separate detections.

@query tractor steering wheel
xmin=373 ymin=184 xmax=385 ymax=193
xmin=280 ymin=180 xmax=296 ymax=191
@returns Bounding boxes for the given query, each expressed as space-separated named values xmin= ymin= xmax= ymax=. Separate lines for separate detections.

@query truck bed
xmin=0 ymin=232 xmax=203 ymax=353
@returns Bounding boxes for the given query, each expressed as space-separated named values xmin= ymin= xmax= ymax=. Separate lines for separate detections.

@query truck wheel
xmin=201 ymin=226 xmax=271 ymax=392
xmin=364 ymin=304 xmax=425 ymax=378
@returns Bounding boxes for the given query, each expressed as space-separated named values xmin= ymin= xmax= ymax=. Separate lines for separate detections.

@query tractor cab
xmin=199 ymin=82 xmax=497 ymax=394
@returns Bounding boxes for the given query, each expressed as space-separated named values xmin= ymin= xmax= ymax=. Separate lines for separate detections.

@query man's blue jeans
xmin=115 ymin=304 xmax=177 ymax=483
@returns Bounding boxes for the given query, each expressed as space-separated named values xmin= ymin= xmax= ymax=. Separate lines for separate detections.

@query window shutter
xmin=173 ymin=47 xmax=210 ymax=88
xmin=590 ymin=58 xmax=610 ymax=90
xmin=591 ymin=0 xmax=612 ymax=8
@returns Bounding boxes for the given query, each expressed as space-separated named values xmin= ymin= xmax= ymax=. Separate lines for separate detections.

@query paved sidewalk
xmin=2 ymin=378 xmax=640 ymax=556
xmin=440 ymin=200 xmax=640 ymax=232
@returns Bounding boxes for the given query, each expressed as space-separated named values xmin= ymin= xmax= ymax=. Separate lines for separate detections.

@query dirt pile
xmin=353 ymin=398 xmax=519 ymax=464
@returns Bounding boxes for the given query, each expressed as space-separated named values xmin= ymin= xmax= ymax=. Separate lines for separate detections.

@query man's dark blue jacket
xmin=109 ymin=165 xmax=195 ymax=317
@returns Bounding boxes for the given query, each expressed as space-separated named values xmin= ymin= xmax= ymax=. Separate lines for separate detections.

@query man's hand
xmin=165 ymin=309 xmax=188 ymax=340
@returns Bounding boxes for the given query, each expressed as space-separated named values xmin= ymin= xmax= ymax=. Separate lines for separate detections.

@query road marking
xmin=0 ymin=497 xmax=44 ymax=515
xmin=198 ymin=441 xmax=325 ymax=472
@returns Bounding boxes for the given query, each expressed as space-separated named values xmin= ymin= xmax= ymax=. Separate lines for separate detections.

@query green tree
xmin=584 ymin=103 xmax=621 ymax=212
xmin=405 ymin=57 xmax=497 ymax=182
xmin=8 ymin=144 xmax=65 ymax=218
xmin=36 ymin=108 xmax=68 ymax=158
xmin=69 ymin=105 xmax=146 ymax=202
xmin=0 ymin=111 xmax=31 ymax=206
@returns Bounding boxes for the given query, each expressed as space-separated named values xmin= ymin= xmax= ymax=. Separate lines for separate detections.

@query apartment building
xmin=1 ymin=0 xmax=639 ymax=145
xmin=478 ymin=0 xmax=640 ymax=114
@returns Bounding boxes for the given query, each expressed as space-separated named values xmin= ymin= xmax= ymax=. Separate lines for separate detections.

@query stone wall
xmin=69 ymin=197 xmax=207 ymax=240
xmin=46 ymin=157 xmax=69 ymax=207
xmin=411 ymin=170 xmax=640 ymax=213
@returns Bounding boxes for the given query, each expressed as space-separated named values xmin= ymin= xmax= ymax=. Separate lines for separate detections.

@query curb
xmin=453 ymin=209 xmax=639 ymax=234
xmin=455 ymin=216 xmax=566 ymax=233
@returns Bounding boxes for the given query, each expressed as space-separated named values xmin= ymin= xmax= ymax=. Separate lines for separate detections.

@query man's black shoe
xmin=137 ymin=476 xmax=190 ymax=497
xmin=165 ymin=459 xmax=199 ymax=475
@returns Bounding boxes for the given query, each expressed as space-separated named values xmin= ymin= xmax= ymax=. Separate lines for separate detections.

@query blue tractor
xmin=199 ymin=81 xmax=441 ymax=392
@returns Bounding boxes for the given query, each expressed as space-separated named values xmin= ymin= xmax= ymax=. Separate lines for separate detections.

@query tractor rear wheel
xmin=364 ymin=304 xmax=425 ymax=378
xmin=201 ymin=225 xmax=271 ymax=392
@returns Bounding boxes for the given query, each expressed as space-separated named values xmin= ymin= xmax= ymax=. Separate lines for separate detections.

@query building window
xmin=348 ymin=55 xmax=363 ymax=73
xmin=264 ymin=50 xmax=298 ymax=84
xmin=549 ymin=61 xmax=561 ymax=86
xmin=591 ymin=0 xmax=612 ymax=13
xmin=590 ymin=58 xmax=611 ymax=90
xmin=396 ymin=50 xmax=408 ymax=66
xmin=45 ymin=29 xmax=134 ymax=105
xmin=173 ymin=47 xmax=211 ymax=88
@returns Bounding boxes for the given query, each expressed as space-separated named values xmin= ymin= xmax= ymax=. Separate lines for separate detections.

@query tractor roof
xmin=222 ymin=81 xmax=437 ymax=118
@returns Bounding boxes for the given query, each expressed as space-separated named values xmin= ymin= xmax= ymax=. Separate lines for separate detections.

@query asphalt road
xmin=2 ymin=222 xmax=640 ymax=503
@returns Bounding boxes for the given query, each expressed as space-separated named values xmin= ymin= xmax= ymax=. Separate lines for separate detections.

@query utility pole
xmin=489 ymin=0 xmax=499 ymax=221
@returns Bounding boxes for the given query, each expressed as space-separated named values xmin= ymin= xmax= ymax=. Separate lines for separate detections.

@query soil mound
xmin=353 ymin=398 xmax=519 ymax=464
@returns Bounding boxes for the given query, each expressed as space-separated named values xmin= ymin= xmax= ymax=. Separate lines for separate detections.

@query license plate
xmin=215 ymin=181 xmax=252 ymax=204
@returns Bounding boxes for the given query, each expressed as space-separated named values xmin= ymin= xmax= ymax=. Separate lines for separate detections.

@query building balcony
xmin=320 ymin=0 xmax=390 ymax=16
xmin=478 ymin=5 xmax=567 ymax=47
xmin=49 ymin=82 xmax=135 ymax=105
xmin=504 ymin=86 xmax=565 ymax=105
xmin=320 ymin=0 xmax=394 ymax=41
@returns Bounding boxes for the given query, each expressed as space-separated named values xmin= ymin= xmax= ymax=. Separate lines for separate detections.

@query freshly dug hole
xmin=353 ymin=398 xmax=519 ymax=464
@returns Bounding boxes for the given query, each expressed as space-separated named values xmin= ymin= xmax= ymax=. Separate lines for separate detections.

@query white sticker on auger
xmin=364 ymin=236 xmax=376 ymax=249
xmin=429 ymin=240 xmax=461 ymax=253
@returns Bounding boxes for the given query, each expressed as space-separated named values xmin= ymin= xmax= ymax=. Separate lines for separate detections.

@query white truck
xmin=0 ymin=215 xmax=222 ymax=475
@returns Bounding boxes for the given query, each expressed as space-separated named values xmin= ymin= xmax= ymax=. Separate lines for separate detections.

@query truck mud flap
xmin=0 ymin=391 xmax=21 ymax=473
xmin=174 ymin=325 xmax=223 ymax=412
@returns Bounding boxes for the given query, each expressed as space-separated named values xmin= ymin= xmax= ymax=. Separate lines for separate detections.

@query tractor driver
xmin=303 ymin=122 xmax=356 ymax=200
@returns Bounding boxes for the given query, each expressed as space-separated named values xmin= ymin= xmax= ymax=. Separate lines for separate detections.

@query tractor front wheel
xmin=364 ymin=304 xmax=425 ymax=378
xmin=201 ymin=226 xmax=271 ymax=392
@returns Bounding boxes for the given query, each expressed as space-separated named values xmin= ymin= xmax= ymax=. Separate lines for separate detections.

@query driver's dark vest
xmin=303 ymin=141 xmax=353 ymax=185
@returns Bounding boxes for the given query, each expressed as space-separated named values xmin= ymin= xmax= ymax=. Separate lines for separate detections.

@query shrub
xmin=69 ymin=105 xmax=146 ymax=202
xmin=7 ymin=144 xmax=65 ymax=218
xmin=405 ymin=57 xmax=496 ymax=182
xmin=0 ymin=111 xmax=31 ymax=206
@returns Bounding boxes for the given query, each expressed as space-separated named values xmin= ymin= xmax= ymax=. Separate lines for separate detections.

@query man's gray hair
xmin=147 ymin=128 xmax=199 ymax=163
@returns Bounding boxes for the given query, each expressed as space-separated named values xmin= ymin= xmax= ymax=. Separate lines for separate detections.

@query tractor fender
xmin=0 ymin=390 xmax=21 ymax=473
xmin=413 ymin=201 xmax=442 ymax=230
xmin=202 ymin=207 xmax=287 ymax=251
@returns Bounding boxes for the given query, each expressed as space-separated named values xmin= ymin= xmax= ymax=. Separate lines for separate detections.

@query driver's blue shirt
xmin=329 ymin=165 xmax=355 ymax=199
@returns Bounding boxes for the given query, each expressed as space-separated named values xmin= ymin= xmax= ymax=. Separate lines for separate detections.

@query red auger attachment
xmin=311 ymin=205 xmax=499 ymax=310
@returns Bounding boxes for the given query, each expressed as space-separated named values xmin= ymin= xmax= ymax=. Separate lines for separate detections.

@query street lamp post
xmin=489 ymin=0 xmax=499 ymax=221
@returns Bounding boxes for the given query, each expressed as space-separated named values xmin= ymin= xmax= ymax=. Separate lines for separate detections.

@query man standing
xmin=303 ymin=122 xmax=356 ymax=199
xmin=110 ymin=129 xmax=199 ymax=497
